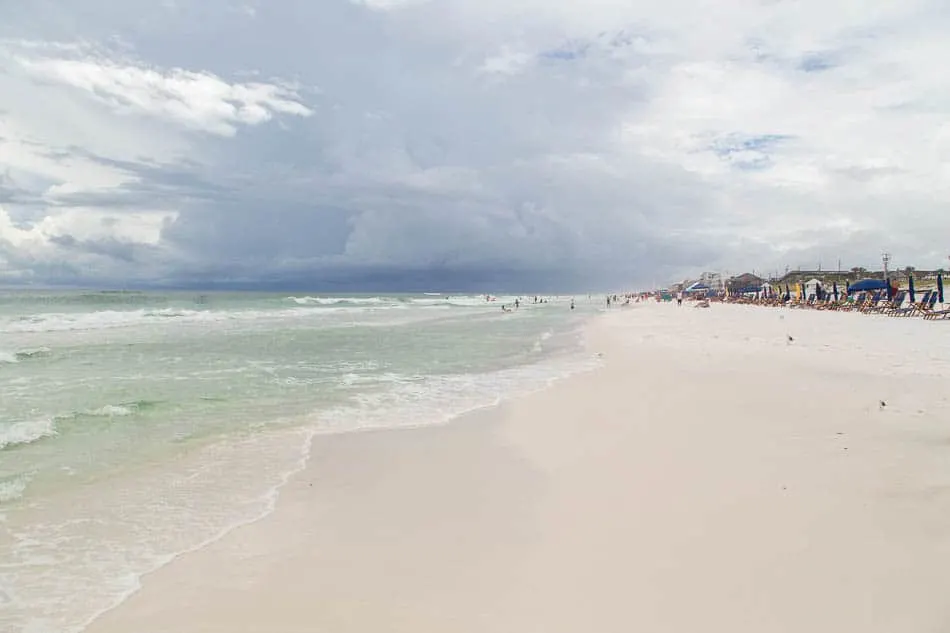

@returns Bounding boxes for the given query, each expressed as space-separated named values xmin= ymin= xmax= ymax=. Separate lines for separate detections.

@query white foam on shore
xmin=287 ymin=296 xmax=395 ymax=306
xmin=0 ymin=304 xmax=404 ymax=334
xmin=83 ymin=405 xmax=135 ymax=418
xmin=314 ymin=351 xmax=602 ymax=436
xmin=0 ymin=474 xmax=33 ymax=504
xmin=0 ymin=418 xmax=57 ymax=451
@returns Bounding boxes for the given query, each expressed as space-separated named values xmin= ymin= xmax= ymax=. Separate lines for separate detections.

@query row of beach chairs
xmin=726 ymin=289 xmax=950 ymax=319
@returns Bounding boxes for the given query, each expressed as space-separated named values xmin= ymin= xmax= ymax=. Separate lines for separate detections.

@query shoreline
xmin=85 ymin=304 xmax=950 ymax=632
xmin=68 ymin=313 xmax=603 ymax=633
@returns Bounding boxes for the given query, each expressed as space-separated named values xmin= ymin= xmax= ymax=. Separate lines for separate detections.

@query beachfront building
xmin=726 ymin=273 xmax=764 ymax=294
xmin=698 ymin=271 xmax=725 ymax=291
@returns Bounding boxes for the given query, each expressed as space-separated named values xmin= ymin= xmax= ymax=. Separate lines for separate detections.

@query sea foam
xmin=0 ymin=418 xmax=57 ymax=451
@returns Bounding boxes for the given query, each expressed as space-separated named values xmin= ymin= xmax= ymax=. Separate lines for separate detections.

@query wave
xmin=287 ymin=296 xmax=396 ymax=306
xmin=0 ymin=418 xmax=57 ymax=451
xmin=533 ymin=329 xmax=554 ymax=352
xmin=1 ymin=347 xmax=54 ymax=363
xmin=287 ymin=295 xmax=528 ymax=309
xmin=16 ymin=346 xmax=53 ymax=359
xmin=409 ymin=295 xmax=509 ymax=307
xmin=66 ymin=400 xmax=158 ymax=420
xmin=0 ymin=294 xmax=535 ymax=334
xmin=0 ymin=473 xmax=33 ymax=503
xmin=0 ymin=402 xmax=156 ymax=452
xmin=83 ymin=404 xmax=136 ymax=418
xmin=0 ymin=307 xmax=280 ymax=334
xmin=0 ymin=301 xmax=413 ymax=334
xmin=315 ymin=345 xmax=601 ymax=435
xmin=0 ymin=309 xmax=209 ymax=333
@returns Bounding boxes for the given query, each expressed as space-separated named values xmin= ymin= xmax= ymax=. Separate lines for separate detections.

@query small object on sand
xmin=787 ymin=335 xmax=794 ymax=343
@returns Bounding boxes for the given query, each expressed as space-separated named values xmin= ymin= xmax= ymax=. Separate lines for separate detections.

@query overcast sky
xmin=1 ymin=0 xmax=948 ymax=290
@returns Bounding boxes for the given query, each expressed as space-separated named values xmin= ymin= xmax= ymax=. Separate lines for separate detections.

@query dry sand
xmin=86 ymin=303 xmax=950 ymax=632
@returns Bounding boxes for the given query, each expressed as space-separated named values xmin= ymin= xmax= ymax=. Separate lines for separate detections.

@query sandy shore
xmin=86 ymin=304 xmax=950 ymax=632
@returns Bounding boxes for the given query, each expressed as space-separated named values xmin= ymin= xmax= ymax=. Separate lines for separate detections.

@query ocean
xmin=0 ymin=290 xmax=599 ymax=633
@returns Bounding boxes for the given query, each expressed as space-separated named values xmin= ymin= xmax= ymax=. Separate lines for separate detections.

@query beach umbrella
xmin=832 ymin=281 xmax=839 ymax=301
xmin=938 ymin=273 xmax=945 ymax=303
xmin=908 ymin=275 xmax=915 ymax=303
xmin=849 ymin=278 xmax=887 ymax=292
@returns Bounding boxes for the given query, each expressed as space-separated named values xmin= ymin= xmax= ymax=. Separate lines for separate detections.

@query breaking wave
xmin=0 ymin=418 xmax=57 ymax=451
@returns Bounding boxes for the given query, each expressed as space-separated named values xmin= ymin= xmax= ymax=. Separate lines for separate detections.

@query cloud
xmin=15 ymin=44 xmax=312 ymax=136
xmin=0 ymin=0 xmax=948 ymax=290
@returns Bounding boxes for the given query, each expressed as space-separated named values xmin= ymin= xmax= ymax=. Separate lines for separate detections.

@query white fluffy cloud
xmin=17 ymin=53 xmax=312 ymax=136
xmin=0 ymin=0 xmax=948 ymax=289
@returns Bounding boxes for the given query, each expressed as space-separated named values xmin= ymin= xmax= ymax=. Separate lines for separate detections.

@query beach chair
xmin=883 ymin=290 xmax=918 ymax=316
xmin=792 ymin=294 xmax=816 ymax=309
xmin=859 ymin=291 xmax=884 ymax=313
xmin=816 ymin=294 xmax=846 ymax=310
xmin=890 ymin=291 xmax=935 ymax=317
xmin=914 ymin=291 xmax=941 ymax=317
xmin=923 ymin=304 xmax=950 ymax=320
xmin=869 ymin=290 xmax=906 ymax=315
xmin=837 ymin=292 xmax=864 ymax=312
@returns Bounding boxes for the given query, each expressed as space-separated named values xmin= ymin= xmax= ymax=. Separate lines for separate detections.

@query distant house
xmin=727 ymin=273 xmax=764 ymax=292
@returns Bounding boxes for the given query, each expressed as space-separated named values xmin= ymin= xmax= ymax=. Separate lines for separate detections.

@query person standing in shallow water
xmin=570 ymin=299 xmax=575 ymax=310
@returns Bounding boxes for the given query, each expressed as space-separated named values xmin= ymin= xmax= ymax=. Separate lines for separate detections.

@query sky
xmin=1 ymin=0 xmax=948 ymax=291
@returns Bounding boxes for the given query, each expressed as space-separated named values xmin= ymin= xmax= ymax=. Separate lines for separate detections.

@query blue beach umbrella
xmin=938 ymin=273 xmax=945 ymax=303
xmin=908 ymin=275 xmax=915 ymax=303
xmin=849 ymin=278 xmax=887 ymax=292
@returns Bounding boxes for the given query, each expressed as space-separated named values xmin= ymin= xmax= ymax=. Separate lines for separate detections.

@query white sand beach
xmin=86 ymin=303 xmax=950 ymax=632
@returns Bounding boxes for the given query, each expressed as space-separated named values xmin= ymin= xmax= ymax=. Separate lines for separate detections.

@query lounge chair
xmin=890 ymin=291 xmax=936 ymax=317
xmin=859 ymin=291 xmax=884 ymax=313
xmin=868 ymin=291 xmax=906 ymax=315
xmin=923 ymin=303 xmax=950 ymax=320
xmin=882 ymin=290 xmax=916 ymax=316
xmin=837 ymin=292 xmax=866 ymax=312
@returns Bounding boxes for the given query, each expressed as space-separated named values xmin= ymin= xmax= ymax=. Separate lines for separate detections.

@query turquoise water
xmin=0 ymin=290 xmax=599 ymax=632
